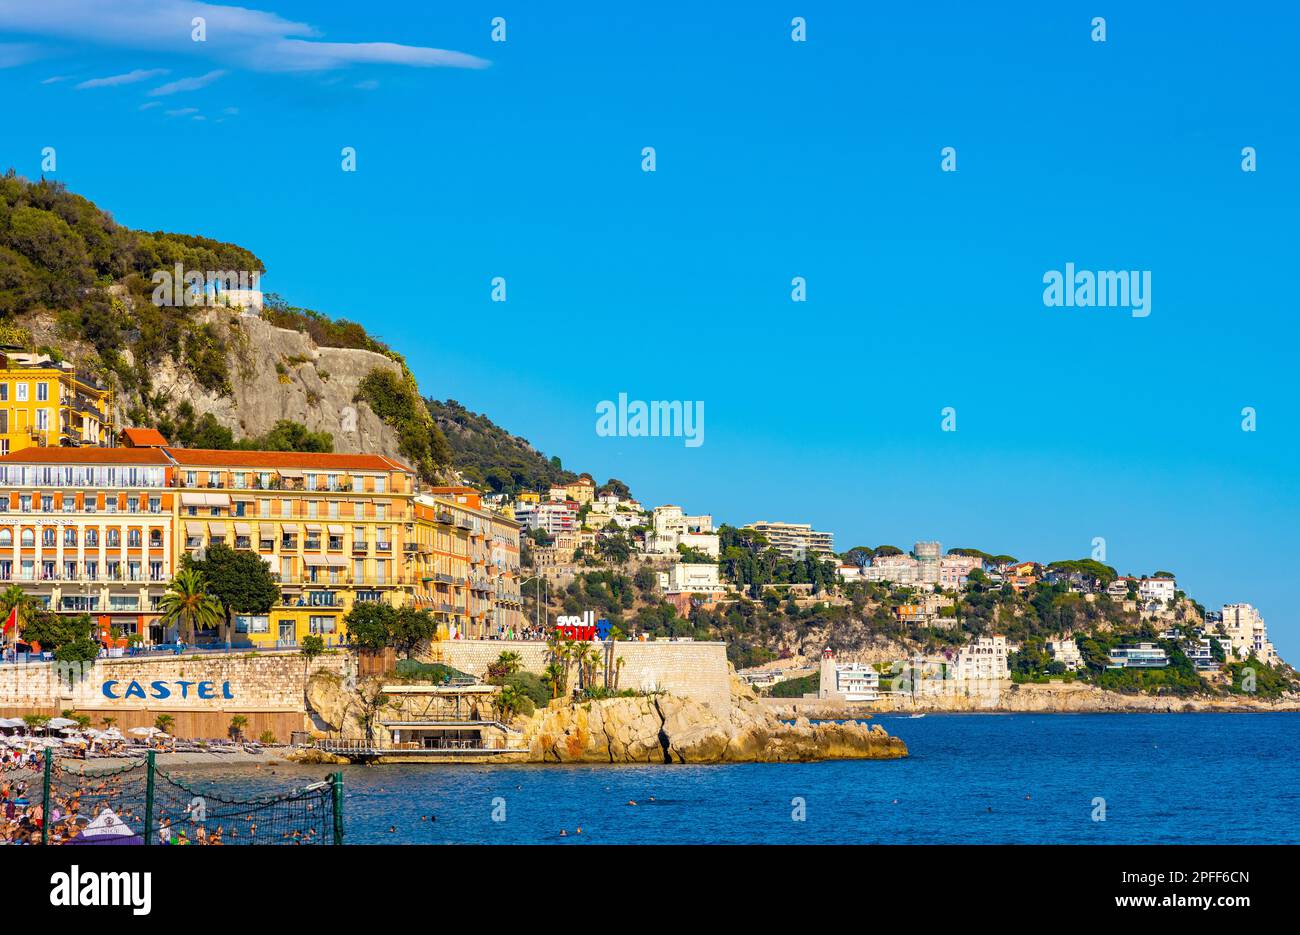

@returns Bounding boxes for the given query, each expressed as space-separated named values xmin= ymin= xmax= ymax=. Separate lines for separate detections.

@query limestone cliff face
xmin=521 ymin=693 xmax=908 ymax=764
xmin=22 ymin=306 xmax=408 ymax=463
xmin=142 ymin=310 xmax=407 ymax=461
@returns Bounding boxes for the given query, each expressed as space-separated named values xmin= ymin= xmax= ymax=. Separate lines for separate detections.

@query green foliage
xmin=768 ymin=672 xmax=819 ymax=698
xmin=392 ymin=659 xmax=472 ymax=683
xmin=1223 ymin=657 xmax=1298 ymax=699
xmin=185 ymin=543 xmax=279 ymax=641
xmin=22 ymin=609 xmax=97 ymax=660
xmin=300 ymin=634 xmax=325 ymax=660
xmin=237 ymin=419 xmax=333 ymax=453
xmin=344 ymin=601 xmax=396 ymax=650
xmin=356 ymin=368 xmax=450 ymax=480
xmin=261 ymin=293 xmax=387 ymax=352
xmin=426 ymin=397 xmax=575 ymax=494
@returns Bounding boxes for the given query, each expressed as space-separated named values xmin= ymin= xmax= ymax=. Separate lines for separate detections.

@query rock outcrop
xmin=522 ymin=692 xmax=907 ymax=763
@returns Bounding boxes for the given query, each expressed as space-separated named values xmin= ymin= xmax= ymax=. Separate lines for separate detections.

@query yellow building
xmin=0 ymin=447 xmax=178 ymax=643
xmin=411 ymin=487 xmax=522 ymax=640
xmin=166 ymin=448 xmax=417 ymax=647
xmin=0 ymin=351 xmax=115 ymax=455
xmin=0 ymin=441 xmax=523 ymax=650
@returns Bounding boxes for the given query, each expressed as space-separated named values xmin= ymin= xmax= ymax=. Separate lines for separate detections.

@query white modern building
xmin=658 ymin=562 xmax=722 ymax=594
xmin=954 ymin=636 xmax=1011 ymax=681
xmin=744 ymin=521 xmax=835 ymax=560
xmin=1138 ymin=577 xmax=1177 ymax=606
xmin=818 ymin=649 xmax=880 ymax=702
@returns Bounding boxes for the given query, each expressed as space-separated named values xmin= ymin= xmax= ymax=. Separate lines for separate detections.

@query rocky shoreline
xmin=761 ymin=680 xmax=1300 ymax=718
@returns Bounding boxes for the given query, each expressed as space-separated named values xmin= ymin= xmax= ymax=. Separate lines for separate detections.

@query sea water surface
xmin=172 ymin=714 xmax=1300 ymax=844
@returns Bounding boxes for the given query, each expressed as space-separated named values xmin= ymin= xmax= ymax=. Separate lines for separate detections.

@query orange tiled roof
xmin=162 ymin=447 xmax=411 ymax=473
xmin=0 ymin=447 xmax=172 ymax=465
xmin=121 ymin=427 xmax=169 ymax=447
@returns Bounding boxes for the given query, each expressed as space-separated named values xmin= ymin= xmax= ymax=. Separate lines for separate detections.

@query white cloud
xmin=353 ymin=79 xmax=379 ymax=91
xmin=0 ymin=0 xmax=488 ymax=72
xmin=41 ymin=74 xmax=72 ymax=84
xmin=139 ymin=101 xmax=162 ymax=110
xmin=148 ymin=69 xmax=225 ymax=95
xmin=165 ymin=107 xmax=198 ymax=116
xmin=75 ymin=68 xmax=169 ymax=89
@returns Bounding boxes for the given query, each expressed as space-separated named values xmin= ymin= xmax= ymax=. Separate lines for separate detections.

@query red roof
xmin=0 ymin=447 xmax=171 ymax=465
xmin=162 ymin=447 xmax=411 ymax=473
xmin=121 ymin=427 xmax=169 ymax=447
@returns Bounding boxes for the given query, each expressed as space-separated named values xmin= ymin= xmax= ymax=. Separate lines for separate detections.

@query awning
xmin=231 ymin=494 xmax=254 ymax=503
xmin=328 ymin=525 xmax=345 ymax=535
xmin=184 ymin=521 xmax=205 ymax=536
xmin=280 ymin=523 xmax=299 ymax=533
xmin=305 ymin=523 xmax=322 ymax=533
xmin=180 ymin=493 xmax=206 ymax=507
xmin=208 ymin=522 xmax=227 ymax=536
xmin=303 ymin=555 xmax=329 ymax=566
xmin=327 ymin=555 xmax=349 ymax=568
xmin=234 ymin=522 xmax=252 ymax=536
xmin=205 ymin=493 xmax=230 ymax=507
xmin=277 ymin=468 xmax=304 ymax=478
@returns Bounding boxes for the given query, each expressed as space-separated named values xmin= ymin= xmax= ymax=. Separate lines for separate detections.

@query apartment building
xmin=953 ymin=636 xmax=1011 ymax=681
xmin=166 ymin=447 xmax=416 ymax=646
xmin=1220 ymin=602 xmax=1278 ymax=664
xmin=514 ymin=499 xmax=578 ymax=538
xmin=0 ymin=441 xmax=528 ymax=648
xmin=1138 ymin=576 xmax=1177 ymax=606
xmin=548 ymin=475 xmax=595 ymax=505
xmin=0 ymin=447 xmax=176 ymax=643
xmin=410 ymin=486 xmax=522 ymax=640
xmin=744 ymin=520 xmax=834 ymax=560
xmin=645 ymin=504 xmax=719 ymax=557
xmin=0 ymin=351 xmax=115 ymax=454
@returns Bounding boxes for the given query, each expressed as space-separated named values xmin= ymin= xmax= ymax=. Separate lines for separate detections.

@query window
xmin=235 ymin=614 xmax=270 ymax=634
xmin=0 ymin=529 xmax=9 ymax=547
xmin=0 ymin=384 xmax=6 ymax=401
xmin=15 ymin=383 xmax=27 ymax=402
xmin=309 ymin=615 xmax=336 ymax=633
xmin=36 ymin=382 xmax=48 ymax=401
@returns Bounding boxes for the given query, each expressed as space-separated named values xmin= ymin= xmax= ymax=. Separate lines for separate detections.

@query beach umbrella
xmin=0 ymin=717 xmax=25 ymax=729
xmin=128 ymin=726 xmax=161 ymax=737
xmin=47 ymin=717 xmax=78 ymax=729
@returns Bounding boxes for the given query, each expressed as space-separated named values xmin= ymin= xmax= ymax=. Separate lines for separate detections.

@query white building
xmin=1138 ymin=577 xmax=1177 ymax=606
xmin=818 ymin=649 xmax=880 ymax=702
xmin=657 ymin=562 xmax=721 ymax=594
xmin=744 ymin=521 xmax=835 ymax=560
xmin=940 ymin=553 xmax=983 ymax=588
xmin=644 ymin=505 xmax=719 ymax=558
xmin=1220 ymin=603 xmax=1278 ymax=664
xmin=954 ymin=636 xmax=1011 ymax=682
xmin=1046 ymin=639 xmax=1084 ymax=669
xmin=513 ymin=500 xmax=577 ymax=536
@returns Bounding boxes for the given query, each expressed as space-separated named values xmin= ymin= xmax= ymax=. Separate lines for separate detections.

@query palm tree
xmin=158 ymin=569 xmax=224 ymax=645
xmin=581 ymin=644 xmax=604 ymax=691
xmin=613 ymin=656 xmax=626 ymax=691
xmin=493 ymin=684 xmax=523 ymax=722
xmin=542 ymin=661 xmax=565 ymax=699
xmin=0 ymin=585 xmax=35 ymax=642
xmin=154 ymin=713 xmax=175 ymax=733
xmin=497 ymin=650 xmax=522 ymax=676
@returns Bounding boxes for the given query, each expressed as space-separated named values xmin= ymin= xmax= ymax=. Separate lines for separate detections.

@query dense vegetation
xmin=354 ymin=369 xmax=450 ymax=480
xmin=426 ymin=397 xmax=575 ymax=494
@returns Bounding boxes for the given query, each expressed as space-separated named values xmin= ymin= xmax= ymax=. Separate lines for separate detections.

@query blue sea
xmin=172 ymin=714 xmax=1300 ymax=844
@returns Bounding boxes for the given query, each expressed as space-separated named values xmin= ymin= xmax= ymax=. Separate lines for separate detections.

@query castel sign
xmin=554 ymin=611 xmax=612 ymax=641
xmin=102 ymin=679 xmax=235 ymax=702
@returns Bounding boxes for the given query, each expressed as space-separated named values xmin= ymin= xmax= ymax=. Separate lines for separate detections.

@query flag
xmin=2 ymin=606 xmax=16 ymax=637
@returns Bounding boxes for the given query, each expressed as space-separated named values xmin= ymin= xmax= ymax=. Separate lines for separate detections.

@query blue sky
xmin=3 ymin=1 xmax=1298 ymax=656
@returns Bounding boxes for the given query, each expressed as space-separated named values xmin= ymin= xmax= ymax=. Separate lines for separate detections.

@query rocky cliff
xmin=300 ymin=670 xmax=908 ymax=764
xmin=522 ymin=692 xmax=907 ymax=763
